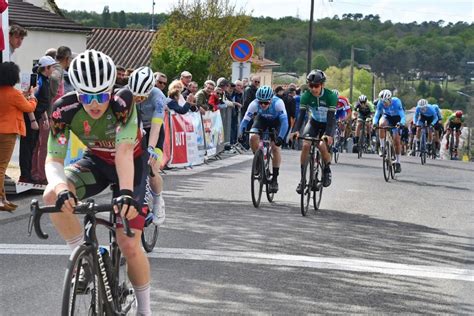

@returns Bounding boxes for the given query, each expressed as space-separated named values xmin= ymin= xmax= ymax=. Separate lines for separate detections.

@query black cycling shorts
xmin=302 ymin=118 xmax=326 ymax=139
xmin=381 ymin=115 xmax=401 ymax=127
xmin=250 ymin=114 xmax=281 ymax=139
xmin=449 ymin=122 xmax=462 ymax=132
xmin=65 ymin=150 xmax=149 ymax=230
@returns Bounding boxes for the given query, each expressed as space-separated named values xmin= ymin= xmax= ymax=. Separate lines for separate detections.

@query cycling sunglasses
xmin=309 ymin=83 xmax=322 ymax=89
xmin=77 ymin=92 xmax=111 ymax=105
xmin=259 ymin=101 xmax=270 ymax=106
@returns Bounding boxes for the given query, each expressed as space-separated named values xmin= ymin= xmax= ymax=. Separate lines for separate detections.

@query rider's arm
xmin=372 ymin=101 xmax=383 ymax=125
xmin=431 ymin=107 xmax=438 ymax=126
xmin=325 ymin=92 xmax=338 ymax=136
xmin=148 ymin=89 xmax=165 ymax=149
xmin=275 ymin=99 xmax=289 ymax=139
xmin=395 ymin=99 xmax=406 ymax=125
xmin=238 ymin=100 xmax=258 ymax=135
xmin=413 ymin=107 xmax=420 ymax=124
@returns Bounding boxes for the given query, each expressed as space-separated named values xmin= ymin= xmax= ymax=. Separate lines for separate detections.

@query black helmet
xmin=307 ymin=69 xmax=326 ymax=84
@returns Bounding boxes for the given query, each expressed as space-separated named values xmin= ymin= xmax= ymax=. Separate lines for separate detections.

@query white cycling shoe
xmin=152 ymin=196 xmax=166 ymax=226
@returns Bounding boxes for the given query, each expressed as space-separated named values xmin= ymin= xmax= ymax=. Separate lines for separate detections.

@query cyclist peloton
xmin=333 ymin=89 xmax=352 ymax=141
xmin=413 ymin=99 xmax=438 ymax=154
xmin=238 ymin=86 xmax=288 ymax=193
xmin=353 ymin=94 xmax=375 ymax=151
xmin=291 ymin=69 xmax=337 ymax=192
xmin=373 ymin=89 xmax=406 ymax=173
xmin=444 ymin=110 xmax=465 ymax=156
xmin=43 ymin=50 xmax=152 ymax=315
xmin=129 ymin=66 xmax=166 ymax=226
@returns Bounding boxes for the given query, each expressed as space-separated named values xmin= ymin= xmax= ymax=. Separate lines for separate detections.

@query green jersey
xmin=300 ymin=88 xmax=338 ymax=123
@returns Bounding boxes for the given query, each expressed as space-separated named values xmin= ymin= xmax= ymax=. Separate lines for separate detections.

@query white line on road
xmin=1 ymin=244 xmax=473 ymax=282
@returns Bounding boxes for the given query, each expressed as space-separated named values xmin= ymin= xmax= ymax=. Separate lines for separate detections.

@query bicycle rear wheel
xmin=62 ymin=245 xmax=103 ymax=315
xmin=300 ymin=157 xmax=312 ymax=216
xmin=420 ymin=130 xmax=426 ymax=165
xmin=265 ymin=151 xmax=274 ymax=202
xmin=141 ymin=204 xmax=159 ymax=253
xmin=251 ymin=149 xmax=264 ymax=208
xmin=313 ymin=151 xmax=323 ymax=211
xmin=358 ymin=135 xmax=364 ymax=159
xmin=382 ymin=146 xmax=390 ymax=182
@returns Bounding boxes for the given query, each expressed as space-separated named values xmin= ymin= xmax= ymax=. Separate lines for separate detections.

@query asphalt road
xmin=1 ymin=150 xmax=473 ymax=315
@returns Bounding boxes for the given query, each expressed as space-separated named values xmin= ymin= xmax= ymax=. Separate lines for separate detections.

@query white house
xmin=6 ymin=0 xmax=89 ymax=74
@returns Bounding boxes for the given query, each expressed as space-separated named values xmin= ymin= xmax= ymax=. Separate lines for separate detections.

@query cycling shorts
xmin=380 ymin=115 xmax=401 ymax=127
xmin=434 ymin=122 xmax=444 ymax=133
xmin=357 ymin=114 xmax=372 ymax=122
xmin=302 ymin=118 xmax=327 ymax=139
xmin=448 ymin=122 xmax=462 ymax=132
xmin=250 ymin=114 xmax=281 ymax=140
xmin=416 ymin=114 xmax=434 ymax=127
xmin=65 ymin=151 xmax=148 ymax=230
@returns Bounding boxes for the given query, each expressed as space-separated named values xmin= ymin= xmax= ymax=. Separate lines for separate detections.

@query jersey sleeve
xmin=299 ymin=91 xmax=310 ymax=110
xmin=47 ymin=94 xmax=78 ymax=160
xmin=116 ymin=103 xmax=139 ymax=145
xmin=111 ymin=88 xmax=138 ymax=145
xmin=151 ymin=88 xmax=165 ymax=125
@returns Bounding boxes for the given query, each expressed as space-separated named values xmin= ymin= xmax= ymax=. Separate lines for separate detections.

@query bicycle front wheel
xmin=265 ymin=151 xmax=275 ymax=203
xmin=141 ymin=205 xmax=159 ymax=253
xmin=300 ymin=157 xmax=312 ymax=216
xmin=382 ymin=146 xmax=390 ymax=182
xmin=62 ymin=245 xmax=103 ymax=316
xmin=112 ymin=250 xmax=137 ymax=315
xmin=251 ymin=150 xmax=264 ymax=208
xmin=313 ymin=151 xmax=323 ymax=211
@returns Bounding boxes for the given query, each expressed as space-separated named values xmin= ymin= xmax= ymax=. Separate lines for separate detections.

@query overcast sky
xmin=55 ymin=0 xmax=473 ymax=24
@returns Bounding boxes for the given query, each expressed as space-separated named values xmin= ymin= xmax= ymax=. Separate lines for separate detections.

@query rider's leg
xmin=355 ymin=120 xmax=362 ymax=144
xmin=455 ymin=130 xmax=461 ymax=148
xmin=379 ymin=118 xmax=387 ymax=150
xmin=415 ymin=125 xmax=421 ymax=150
xmin=249 ymin=134 xmax=260 ymax=153
xmin=271 ymin=143 xmax=281 ymax=183
xmin=394 ymin=134 xmax=402 ymax=163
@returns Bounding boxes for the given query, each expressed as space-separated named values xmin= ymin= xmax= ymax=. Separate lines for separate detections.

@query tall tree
xmin=118 ymin=10 xmax=127 ymax=28
xmin=151 ymin=0 xmax=251 ymax=82
xmin=102 ymin=5 xmax=111 ymax=27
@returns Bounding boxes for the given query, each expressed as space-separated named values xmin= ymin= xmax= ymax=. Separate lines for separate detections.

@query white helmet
xmin=378 ymin=89 xmax=392 ymax=101
xmin=417 ymin=98 xmax=428 ymax=107
xmin=128 ymin=66 xmax=155 ymax=96
xmin=68 ymin=50 xmax=116 ymax=94
xmin=358 ymin=94 xmax=368 ymax=102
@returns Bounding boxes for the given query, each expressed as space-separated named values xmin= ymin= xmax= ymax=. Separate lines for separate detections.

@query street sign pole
xmin=239 ymin=62 xmax=243 ymax=80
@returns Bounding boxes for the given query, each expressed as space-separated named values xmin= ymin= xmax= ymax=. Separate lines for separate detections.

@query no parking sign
xmin=229 ymin=38 xmax=254 ymax=62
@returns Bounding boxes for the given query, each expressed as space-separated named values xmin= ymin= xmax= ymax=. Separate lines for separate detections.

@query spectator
xmin=9 ymin=25 xmax=27 ymax=61
xmin=19 ymin=56 xmax=55 ymax=184
xmin=242 ymin=77 xmax=249 ymax=88
xmin=180 ymin=71 xmax=192 ymax=96
xmin=283 ymin=87 xmax=297 ymax=147
xmin=116 ymin=65 xmax=127 ymax=87
xmin=274 ymin=86 xmax=284 ymax=98
xmin=44 ymin=48 xmax=57 ymax=59
xmin=166 ymin=80 xmax=196 ymax=114
xmin=242 ymin=75 xmax=260 ymax=114
xmin=154 ymin=72 xmax=168 ymax=92
xmin=183 ymin=80 xmax=198 ymax=100
xmin=230 ymin=80 xmax=243 ymax=144
xmin=0 ymin=62 xmax=37 ymax=211
xmin=125 ymin=68 xmax=134 ymax=77
xmin=63 ymin=52 xmax=77 ymax=94
xmin=208 ymin=86 xmax=226 ymax=112
xmin=49 ymin=46 xmax=71 ymax=106
xmin=195 ymin=80 xmax=215 ymax=113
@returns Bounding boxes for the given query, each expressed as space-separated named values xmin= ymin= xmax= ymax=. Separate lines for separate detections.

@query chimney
xmin=257 ymin=40 xmax=265 ymax=61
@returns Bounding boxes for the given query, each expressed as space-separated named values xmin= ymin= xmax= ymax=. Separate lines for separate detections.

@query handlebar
xmin=297 ymin=136 xmax=322 ymax=143
xmin=28 ymin=199 xmax=145 ymax=239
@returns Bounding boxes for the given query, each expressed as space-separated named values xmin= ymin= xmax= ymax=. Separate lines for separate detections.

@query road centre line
xmin=1 ymin=244 xmax=472 ymax=282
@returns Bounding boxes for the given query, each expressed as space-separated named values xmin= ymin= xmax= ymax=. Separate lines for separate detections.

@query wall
xmin=251 ymin=68 xmax=274 ymax=86
xmin=12 ymin=29 xmax=87 ymax=74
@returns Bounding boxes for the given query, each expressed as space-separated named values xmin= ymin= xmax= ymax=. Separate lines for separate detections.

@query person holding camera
xmin=0 ymin=62 xmax=37 ymax=211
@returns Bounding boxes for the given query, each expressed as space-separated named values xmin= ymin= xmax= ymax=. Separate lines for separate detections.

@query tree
xmin=119 ymin=10 xmax=127 ymax=28
xmin=102 ymin=6 xmax=111 ymax=27
xmin=431 ymin=84 xmax=443 ymax=101
xmin=312 ymin=54 xmax=329 ymax=71
xmin=151 ymin=0 xmax=251 ymax=82
xmin=417 ymin=80 xmax=429 ymax=97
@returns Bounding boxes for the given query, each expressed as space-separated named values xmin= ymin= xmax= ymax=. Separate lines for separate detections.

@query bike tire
xmin=111 ymin=248 xmax=137 ymax=315
xmin=313 ymin=151 xmax=323 ymax=211
xmin=420 ymin=129 xmax=426 ymax=165
xmin=390 ymin=145 xmax=396 ymax=180
xmin=300 ymin=157 xmax=312 ymax=216
xmin=251 ymin=149 xmax=264 ymax=208
xmin=265 ymin=151 xmax=275 ymax=203
xmin=382 ymin=146 xmax=390 ymax=182
xmin=141 ymin=204 xmax=159 ymax=253
xmin=62 ymin=245 xmax=103 ymax=316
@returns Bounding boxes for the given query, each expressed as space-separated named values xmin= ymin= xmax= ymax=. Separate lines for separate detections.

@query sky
xmin=54 ymin=0 xmax=474 ymax=24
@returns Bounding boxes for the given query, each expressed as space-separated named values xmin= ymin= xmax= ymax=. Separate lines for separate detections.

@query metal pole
xmin=349 ymin=45 xmax=354 ymax=103
xmin=306 ymin=0 xmax=315 ymax=74
xmin=372 ymin=73 xmax=375 ymax=102
xmin=151 ymin=1 xmax=156 ymax=30
xmin=239 ymin=62 xmax=243 ymax=80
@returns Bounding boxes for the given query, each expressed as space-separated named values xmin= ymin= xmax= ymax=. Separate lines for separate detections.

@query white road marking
xmin=1 ymin=244 xmax=473 ymax=282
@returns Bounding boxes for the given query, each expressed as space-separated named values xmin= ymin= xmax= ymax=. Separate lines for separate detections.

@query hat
xmin=217 ymin=77 xmax=229 ymax=87
xmin=38 ymin=56 xmax=58 ymax=67
xmin=180 ymin=71 xmax=192 ymax=78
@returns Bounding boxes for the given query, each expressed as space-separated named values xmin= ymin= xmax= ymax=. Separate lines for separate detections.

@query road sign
xmin=229 ymin=38 xmax=254 ymax=63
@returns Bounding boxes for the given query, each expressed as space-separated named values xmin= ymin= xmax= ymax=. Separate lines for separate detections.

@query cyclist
xmin=431 ymin=103 xmax=443 ymax=156
xmin=413 ymin=99 xmax=438 ymax=154
xmin=129 ymin=66 xmax=166 ymax=226
xmin=238 ymin=86 xmax=288 ymax=193
xmin=373 ymin=89 xmax=405 ymax=173
xmin=353 ymin=94 xmax=375 ymax=151
xmin=291 ymin=69 xmax=337 ymax=192
xmin=444 ymin=110 xmax=464 ymax=155
xmin=43 ymin=50 xmax=152 ymax=315
xmin=333 ymin=89 xmax=352 ymax=141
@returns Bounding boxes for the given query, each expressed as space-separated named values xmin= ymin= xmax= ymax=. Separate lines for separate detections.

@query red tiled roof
xmin=87 ymin=28 xmax=156 ymax=69
xmin=250 ymin=56 xmax=280 ymax=68
xmin=8 ymin=0 xmax=90 ymax=32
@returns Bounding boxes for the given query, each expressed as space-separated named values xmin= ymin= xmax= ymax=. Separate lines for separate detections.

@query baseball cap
xmin=38 ymin=56 xmax=58 ymax=67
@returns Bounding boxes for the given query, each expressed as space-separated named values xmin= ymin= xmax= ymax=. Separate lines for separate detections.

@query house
xmin=250 ymin=41 xmax=280 ymax=85
xmin=87 ymin=28 xmax=156 ymax=69
xmin=7 ymin=0 xmax=89 ymax=74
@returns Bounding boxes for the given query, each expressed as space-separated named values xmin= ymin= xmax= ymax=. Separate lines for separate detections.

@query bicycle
xmin=245 ymin=129 xmax=276 ymax=208
xmin=28 ymin=199 xmax=144 ymax=315
xmin=141 ymin=176 xmax=159 ymax=253
xmin=357 ymin=119 xmax=370 ymax=159
xmin=419 ymin=122 xmax=433 ymax=165
xmin=298 ymin=136 xmax=324 ymax=216
xmin=332 ymin=123 xmax=344 ymax=163
xmin=377 ymin=126 xmax=398 ymax=182
xmin=447 ymin=128 xmax=457 ymax=160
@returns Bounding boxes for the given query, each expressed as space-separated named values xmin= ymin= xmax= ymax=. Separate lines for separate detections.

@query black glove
xmin=55 ymin=190 xmax=77 ymax=210
xmin=113 ymin=189 xmax=140 ymax=216
xmin=274 ymin=137 xmax=284 ymax=147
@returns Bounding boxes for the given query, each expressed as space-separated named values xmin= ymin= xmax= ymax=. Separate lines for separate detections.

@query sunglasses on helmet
xmin=77 ymin=92 xmax=111 ymax=105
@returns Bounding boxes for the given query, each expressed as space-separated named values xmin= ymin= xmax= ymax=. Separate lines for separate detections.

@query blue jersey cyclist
xmin=373 ymin=89 xmax=406 ymax=173
xmin=413 ymin=99 xmax=438 ymax=153
xmin=291 ymin=69 xmax=338 ymax=192
xmin=239 ymin=86 xmax=288 ymax=193
xmin=431 ymin=103 xmax=443 ymax=156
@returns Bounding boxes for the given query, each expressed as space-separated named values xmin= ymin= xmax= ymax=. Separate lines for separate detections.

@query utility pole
xmin=306 ymin=0 xmax=315 ymax=74
xmin=151 ymin=1 xmax=156 ymax=30
xmin=349 ymin=45 xmax=366 ymax=103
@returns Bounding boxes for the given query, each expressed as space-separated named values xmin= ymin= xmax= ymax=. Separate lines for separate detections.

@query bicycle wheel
xmin=112 ymin=248 xmax=137 ymax=315
xmin=390 ymin=145 xmax=396 ymax=179
xmin=141 ymin=205 xmax=159 ymax=253
xmin=420 ymin=130 xmax=426 ymax=165
xmin=251 ymin=149 xmax=264 ymax=208
xmin=358 ymin=135 xmax=364 ymax=159
xmin=265 ymin=151 xmax=275 ymax=202
xmin=62 ymin=245 xmax=103 ymax=315
xmin=300 ymin=156 xmax=312 ymax=216
xmin=382 ymin=146 xmax=390 ymax=182
xmin=313 ymin=151 xmax=323 ymax=211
